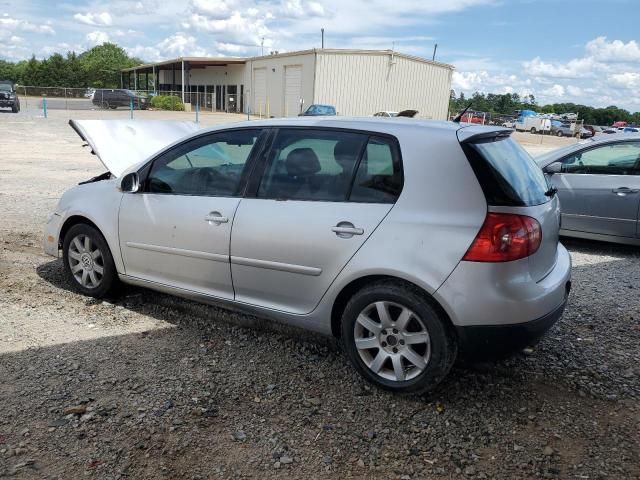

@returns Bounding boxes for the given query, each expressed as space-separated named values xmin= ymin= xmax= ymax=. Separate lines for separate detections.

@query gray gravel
xmin=0 ymin=112 xmax=639 ymax=479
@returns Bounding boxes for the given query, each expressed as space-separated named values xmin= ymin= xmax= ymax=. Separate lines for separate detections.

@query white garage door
xmin=284 ymin=65 xmax=302 ymax=117
xmin=253 ymin=68 xmax=267 ymax=116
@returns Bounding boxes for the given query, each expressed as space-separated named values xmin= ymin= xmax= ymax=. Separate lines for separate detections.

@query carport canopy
xmin=120 ymin=57 xmax=247 ymax=103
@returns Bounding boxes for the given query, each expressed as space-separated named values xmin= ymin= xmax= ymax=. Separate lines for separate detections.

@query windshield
xmin=465 ymin=136 xmax=549 ymax=206
xmin=306 ymin=105 xmax=336 ymax=115
xmin=0 ymin=84 xmax=13 ymax=92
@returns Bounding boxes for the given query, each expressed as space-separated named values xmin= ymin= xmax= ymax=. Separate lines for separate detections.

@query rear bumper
xmin=455 ymin=291 xmax=569 ymax=359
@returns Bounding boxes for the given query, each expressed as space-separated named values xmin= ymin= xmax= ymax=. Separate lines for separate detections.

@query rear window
xmin=464 ymin=136 xmax=549 ymax=206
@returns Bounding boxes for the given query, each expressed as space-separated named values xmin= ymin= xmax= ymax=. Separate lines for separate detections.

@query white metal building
xmin=121 ymin=49 xmax=454 ymax=120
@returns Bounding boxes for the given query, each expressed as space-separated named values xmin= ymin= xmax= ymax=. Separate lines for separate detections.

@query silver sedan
xmin=536 ymin=135 xmax=640 ymax=246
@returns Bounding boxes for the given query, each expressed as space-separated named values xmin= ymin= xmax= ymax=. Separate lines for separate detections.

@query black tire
xmin=340 ymin=280 xmax=457 ymax=395
xmin=11 ymin=103 xmax=19 ymax=113
xmin=557 ymin=131 xmax=563 ymax=137
xmin=102 ymin=101 xmax=109 ymax=109
xmin=62 ymin=223 xmax=119 ymax=298
xmin=109 ymin=105 xmax=117 ymax=110
xmin=530 ymin=127 xmax=537 ymax=134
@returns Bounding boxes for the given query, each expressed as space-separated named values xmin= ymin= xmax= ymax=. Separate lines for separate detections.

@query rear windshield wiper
xmin=545 ymin=186 xmax=558 ymax=198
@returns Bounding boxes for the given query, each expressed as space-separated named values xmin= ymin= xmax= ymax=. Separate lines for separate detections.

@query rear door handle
xmin=204 ymin=211 xmax=229 ymax=224
xmin=612 ymin=187 xmax=639 ymax=195
xmin=332 ymin=222 xmax=364 ymax=238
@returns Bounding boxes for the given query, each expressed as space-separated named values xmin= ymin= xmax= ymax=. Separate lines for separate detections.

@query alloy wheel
xmin=353 ymin=301 xmax=431 ymax=382
xmin=67 ymin=234 xmax=104 ymax=289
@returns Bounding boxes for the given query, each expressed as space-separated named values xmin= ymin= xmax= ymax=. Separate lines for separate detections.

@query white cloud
xmin=157 ymin=32 xmax=210 ymax=57
xmin=74 ymin=12 xmax=113 ymax=26
xmin=585 ymin=36 xmax=640 ymax=63
xmin=523 ymin=56 xmax=598 ymax=79
xmin=86 ymin=31 xmax=110 ymax=46
xmin=609 ymin=72 xmax=640 ymax=90
xmin=0 ymin=16 xmax=55 ymax=35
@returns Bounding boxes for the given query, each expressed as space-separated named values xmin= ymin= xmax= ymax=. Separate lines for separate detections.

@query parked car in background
xmin=537 ymin=134 xmax=640 ymax=245
xmin=44 ymin=118 xmax=570 ymax=394
xmin=84 ymin=88 xmax=96 ymax=99
xmin=299 ymin=104 xmax=336 ymax=116
xmin=0 ymin=80 xmax=20 ymax=113
xmin=501 ymin=119 xmax=517 ymax=128
xmin=623 ymin=127 xmax=640 ymax=133
xmin=373 ymin=111 xmax=398 ymax=117
xmin=92 ymin=89 xmax=149 ymax=110
xmin=551 ymin=124 xmax=576 ymax=137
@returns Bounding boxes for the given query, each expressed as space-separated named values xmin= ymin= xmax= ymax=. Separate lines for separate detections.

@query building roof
xmin=121 ymin=48 xmax=454 ymax=73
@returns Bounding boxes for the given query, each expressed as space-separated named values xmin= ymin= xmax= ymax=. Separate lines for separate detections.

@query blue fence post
xmin=195 ymin=101 xmax=199 ymax=124
xmin=130 ymin=98 xmax=133 ymax=119
xmin=43 ymin=96 xmax=47 ymax=118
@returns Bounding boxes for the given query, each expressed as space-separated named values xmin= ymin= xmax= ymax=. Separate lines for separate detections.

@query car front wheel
xmin=341 ymin=281 xmax=457 ymax=394
xmin=62 ymin=224 xmax=118 ymax=298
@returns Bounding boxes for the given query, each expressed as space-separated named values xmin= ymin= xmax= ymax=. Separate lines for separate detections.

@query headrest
xmin=334 ymin=139 xmax=362 ymax=170
xmin=286 ymin=148 xmax=321 ymax=177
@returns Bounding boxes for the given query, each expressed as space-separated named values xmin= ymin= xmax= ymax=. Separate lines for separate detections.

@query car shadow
xmin=35 ymin=248 xmax=640 ymax=403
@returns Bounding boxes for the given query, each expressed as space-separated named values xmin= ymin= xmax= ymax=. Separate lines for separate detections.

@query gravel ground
xmin=0 ymin=111 xmax=638 ymax=479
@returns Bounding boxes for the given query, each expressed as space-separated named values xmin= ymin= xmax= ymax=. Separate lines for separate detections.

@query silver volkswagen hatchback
xmin=45 ymin=118 xmax=571 ymax=393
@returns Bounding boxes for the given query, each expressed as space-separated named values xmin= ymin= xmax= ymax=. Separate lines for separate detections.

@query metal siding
xmin=284 ymin=65 xmax=302 ymax=116
xmin=253 ymin=68 xmax=267 ymax=116
xmin=314 ymin=52 xmax=452 ymax=120
xmin=244 ymin=53 xmax=315 ymax=117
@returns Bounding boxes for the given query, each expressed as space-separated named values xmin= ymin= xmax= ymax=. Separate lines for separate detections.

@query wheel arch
xmin=330 ymin=274 xmax=455 ymax=339
xmin=59 ymin=215 xmax=103 ymax=250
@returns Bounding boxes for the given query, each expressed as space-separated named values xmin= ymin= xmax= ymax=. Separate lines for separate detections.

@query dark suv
xmin=0 ymin=81 xmax=20 ymax=113
xmin=92 ymin=89 xmax=148 ymax=110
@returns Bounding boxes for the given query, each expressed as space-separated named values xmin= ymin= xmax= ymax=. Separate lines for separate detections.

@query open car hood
xmin=69 ymin=120 xmax=200 ymax=177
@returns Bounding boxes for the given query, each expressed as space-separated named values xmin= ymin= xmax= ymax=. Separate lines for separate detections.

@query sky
xmin=1 ymin=0 xmax=639 ymax=111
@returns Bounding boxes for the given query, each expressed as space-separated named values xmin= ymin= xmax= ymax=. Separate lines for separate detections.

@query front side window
xmin=257 ymin=129 xmax=367 ymax=201
xmin=147 ymin=129 xmax=260 ymax=196
xmin=561 ymin=142 xmax=640 ymax=175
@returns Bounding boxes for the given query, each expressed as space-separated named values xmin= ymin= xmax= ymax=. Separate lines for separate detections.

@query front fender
xmin=48 ymin=181 xmax=124 ymax=273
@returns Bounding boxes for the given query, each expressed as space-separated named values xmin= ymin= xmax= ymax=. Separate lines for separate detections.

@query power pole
xmin=261 ymin=37 xmax=264 ymax=56
xmin=321 ymin=28 xmax=324 ymax=48
xmin=432 ymin=43 xmax=438 ymax=61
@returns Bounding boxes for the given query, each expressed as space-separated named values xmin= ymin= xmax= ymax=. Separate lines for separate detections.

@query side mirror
xmin=118 ymin=172 xmax=140 ymax=193
xmin=544 ymin=162 xmax=562 ymax=175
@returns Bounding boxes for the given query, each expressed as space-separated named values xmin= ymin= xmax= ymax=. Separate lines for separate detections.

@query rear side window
xmin=256 ymin=129 xmax=402 ymax=203
xmin=350 ymin=137 xmax=403 ymax=203
xmin=464 ymin=136 xmax=549 ymax=206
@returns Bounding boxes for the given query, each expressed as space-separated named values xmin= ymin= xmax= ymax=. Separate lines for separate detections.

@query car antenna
xmin=452 ymin=102 xmax=473 ymax=123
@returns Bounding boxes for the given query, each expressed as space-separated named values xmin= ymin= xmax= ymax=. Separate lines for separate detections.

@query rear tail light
xmin=463 ymin=213 xmax=542 ymax=262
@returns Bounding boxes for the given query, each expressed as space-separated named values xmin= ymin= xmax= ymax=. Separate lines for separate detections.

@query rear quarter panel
xmin=315 ymin=125 xmax=487 ymax=320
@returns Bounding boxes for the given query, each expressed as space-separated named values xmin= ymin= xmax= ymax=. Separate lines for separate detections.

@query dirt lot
xmin=0 ymin=110 xmax=638 ymax=480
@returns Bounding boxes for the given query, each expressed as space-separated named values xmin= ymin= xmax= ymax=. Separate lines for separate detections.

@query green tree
xmin=79 ymin=43 xmax=141 ymax=88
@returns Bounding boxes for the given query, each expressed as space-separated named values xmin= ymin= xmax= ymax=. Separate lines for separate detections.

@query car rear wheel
xmin=340 ymin=281 xmax=457 ymax=394
xmin=63 ymin=224 xmax=119 ymax=298
xmin=557 ymin=131 xmax=563 ymax=137
xmin=530 ymin=127 xmax=537 ymax=134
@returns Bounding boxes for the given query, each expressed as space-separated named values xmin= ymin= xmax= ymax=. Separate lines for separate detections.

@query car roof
xmin=197 ymin=117 xmax=510 ymax=139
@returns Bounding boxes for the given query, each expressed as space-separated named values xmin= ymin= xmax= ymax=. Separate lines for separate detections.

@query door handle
xmin=612 ymin=187 xmax=639 ymax=195
xmin=204 ymin=211 xmax=229 ymax=224
xmin=332 ymin=222 xmax=364 ymax=238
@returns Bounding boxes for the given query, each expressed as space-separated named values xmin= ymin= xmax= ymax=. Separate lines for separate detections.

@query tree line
xmin=0 ymin=43 xmax=141 ymax=89
xmin=450 ymin=91 xmax=640 ymax=126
